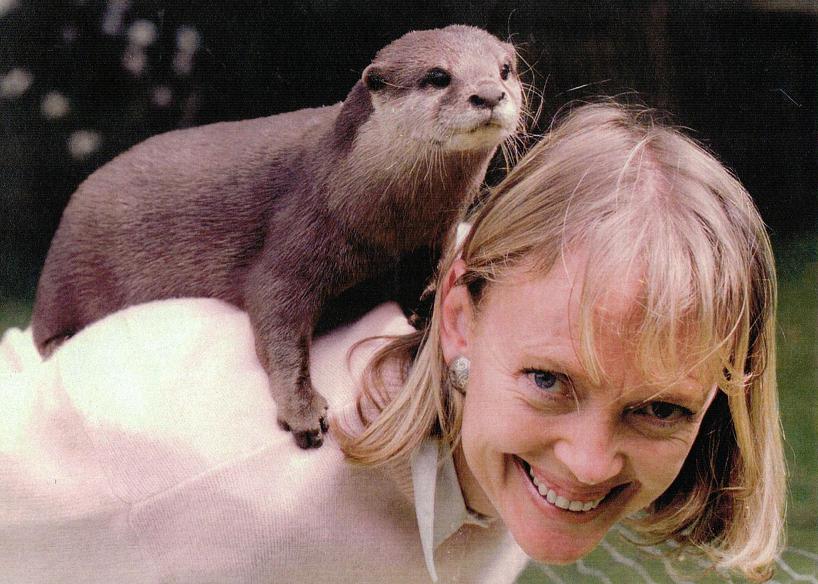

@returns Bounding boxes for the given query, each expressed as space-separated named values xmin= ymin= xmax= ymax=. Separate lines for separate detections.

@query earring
xmin=448 ymin=356 xmax=470 ymax=395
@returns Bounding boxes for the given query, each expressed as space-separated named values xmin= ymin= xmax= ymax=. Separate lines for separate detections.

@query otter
xmin=32 ymin=25 xmax=524 ymax=448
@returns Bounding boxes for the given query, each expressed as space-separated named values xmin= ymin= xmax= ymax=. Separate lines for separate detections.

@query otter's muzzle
xmin=468 ymin=83 xmax=506 ymax=110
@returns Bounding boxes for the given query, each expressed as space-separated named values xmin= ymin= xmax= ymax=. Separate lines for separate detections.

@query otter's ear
xmin=363 ymin=65 xmax=387 ymax=92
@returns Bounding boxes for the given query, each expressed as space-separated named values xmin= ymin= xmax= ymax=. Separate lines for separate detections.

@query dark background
xmin=1 ymin=0 xmax=816 ymax=304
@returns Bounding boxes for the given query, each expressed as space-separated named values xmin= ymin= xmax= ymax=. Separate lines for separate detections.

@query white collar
xmin=410 ymin=439 xmax=493 ymax=582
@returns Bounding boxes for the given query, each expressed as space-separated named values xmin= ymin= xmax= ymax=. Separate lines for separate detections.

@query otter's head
xmin=359 ymin=25 xmax=523 ymax=155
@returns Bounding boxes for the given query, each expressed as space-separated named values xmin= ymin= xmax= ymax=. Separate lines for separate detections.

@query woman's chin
xmin=516 ymin=531 xmax=602 ymax=565
xmin=498 ymin=486 xmax=613 ymax=564
xmin=508 ymin=517 xmax=606 ymax=565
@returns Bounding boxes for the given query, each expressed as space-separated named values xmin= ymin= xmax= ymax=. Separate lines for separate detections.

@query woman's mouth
xmin=530 ymin=473 xmax=605 ymax=512
xmin=516 ymin=457 xmax=627 ymax=514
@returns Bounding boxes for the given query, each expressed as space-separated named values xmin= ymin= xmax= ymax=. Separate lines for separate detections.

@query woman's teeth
xmin=527 ymin=468 xmax=605 ymax=512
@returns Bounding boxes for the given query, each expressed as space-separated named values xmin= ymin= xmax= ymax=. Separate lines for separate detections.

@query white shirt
xmin=0 ymin=299 xmax=529 ymax=583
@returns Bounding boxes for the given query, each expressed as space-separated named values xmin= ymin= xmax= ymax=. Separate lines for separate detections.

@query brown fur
xmin=32 ymin=25 xmax=523 ymax=447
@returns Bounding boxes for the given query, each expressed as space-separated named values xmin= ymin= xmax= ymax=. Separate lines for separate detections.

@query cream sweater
xmin=0 ymin=299 xmax=528 ymax=583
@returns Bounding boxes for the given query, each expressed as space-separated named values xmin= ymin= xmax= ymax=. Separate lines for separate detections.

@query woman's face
xmin=441 ymin=253 xmax=717 ymax=564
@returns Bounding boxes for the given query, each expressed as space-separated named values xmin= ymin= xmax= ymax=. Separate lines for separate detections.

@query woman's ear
xmin=439 ymin=259 xmax=474 ymax=364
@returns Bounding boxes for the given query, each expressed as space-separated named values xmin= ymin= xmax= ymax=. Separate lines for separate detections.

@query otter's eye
xmin=500 ymin=63 xmax=511 ymax=80
xmin=421 ymin=68 xmax=451 ymax=89
xmin=365 ymin=71 xmax=387 ymax=91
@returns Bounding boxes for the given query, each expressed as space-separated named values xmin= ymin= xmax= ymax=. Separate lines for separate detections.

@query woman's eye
xmin=525 ymin=369 xmax=564 ymax=394
xmin=636 ymin=401 xmax=693 ymax=424
xmin=421 ymin=68 xmax=451 ymax=88
xmin=500 ymin=63 xmax=511 ymax=80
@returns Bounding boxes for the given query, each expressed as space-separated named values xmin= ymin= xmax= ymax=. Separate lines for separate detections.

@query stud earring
xmin=447 ymin=356 xmax=470 ymax=395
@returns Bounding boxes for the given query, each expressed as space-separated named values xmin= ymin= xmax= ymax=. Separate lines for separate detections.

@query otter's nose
xmin=468 ymin=85 xmax=506 ymax=109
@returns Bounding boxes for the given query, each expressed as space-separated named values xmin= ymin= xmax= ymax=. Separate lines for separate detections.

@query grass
xmin=775 ymin=236 xmax=818 ymax=537
xmin=1 ymin=234 xmax=815 ymax=582
xmin=0 ymin=297 xmax=31 ymax=336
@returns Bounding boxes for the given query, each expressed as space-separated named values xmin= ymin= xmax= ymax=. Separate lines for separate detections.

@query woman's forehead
xmin=477 ymin=254 xmax=638 ymax=360
xmin=486 ymin=249 xmax=643 ymax=323
xmin=479 ymin=250 xmax=716 ymax=389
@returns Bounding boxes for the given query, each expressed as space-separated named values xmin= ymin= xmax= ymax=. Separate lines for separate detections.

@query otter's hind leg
xmin=31 ymin=281 xmax=81 ymax=359
xmin=31 ymin=249 xmax=122 ymax=358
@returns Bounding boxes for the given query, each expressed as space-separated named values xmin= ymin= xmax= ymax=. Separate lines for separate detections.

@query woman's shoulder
xmin=37 ymin=299 xmax=277 ymax=500
xmin=2 ymin=298 xmax=413 ymax=503
xmin=51 ymin=297 xmax=412 ymax=422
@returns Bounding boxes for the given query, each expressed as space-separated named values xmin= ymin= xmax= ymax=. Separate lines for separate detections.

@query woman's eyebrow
xmin=627 ymin=382 xmax=713 ymax=411
xmin=519 ymin=347 xmax=590 ymax=385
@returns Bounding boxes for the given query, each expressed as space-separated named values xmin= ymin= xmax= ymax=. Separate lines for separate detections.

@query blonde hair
xmin=335 ymin=101 xmax=785 ymax=581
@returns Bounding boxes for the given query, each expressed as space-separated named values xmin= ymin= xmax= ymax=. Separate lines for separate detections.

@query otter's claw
xmin=276 ymin=396 xmax=330 ymax=449
xmin=278 ymin=416 xmax=329 ymax=448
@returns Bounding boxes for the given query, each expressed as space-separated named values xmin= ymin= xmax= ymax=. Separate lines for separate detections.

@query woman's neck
xmin=452 ymin=443 xmax=497 ymax=518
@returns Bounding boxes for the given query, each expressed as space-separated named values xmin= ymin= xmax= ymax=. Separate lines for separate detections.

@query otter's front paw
xmin=276 ymin=392 xmax=330 ymax=449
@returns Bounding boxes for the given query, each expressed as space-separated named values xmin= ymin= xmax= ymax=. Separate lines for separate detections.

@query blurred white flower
xmin=0 ymin=0 xmax=19 ymax=18
xmin=176 ymin=26 xmax=201 ymax=53
xmin=128 ymin=19 xmax=157 ymax=47
xmin=122 ymin=45 xmax=146 ymax=76
xmin=0 ymin=68 xmax=33 ymax=99
xmin=68 ymin=130 xmax=101 ymax=160
xmin=152 ymin=85 xmax=173 ymax=108
xmin=102 ymin=0 xmax=130 ymax=36
xmin=41 ymin=91 xmax=71 ymax=119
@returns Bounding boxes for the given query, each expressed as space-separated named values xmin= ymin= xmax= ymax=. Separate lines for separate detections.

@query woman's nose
xmin=552 ymin=411 xmax=625 ymax=486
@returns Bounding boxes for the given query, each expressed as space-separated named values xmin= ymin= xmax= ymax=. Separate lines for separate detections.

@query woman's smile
xmin=518 ymin=457 xmax=621 ymax=513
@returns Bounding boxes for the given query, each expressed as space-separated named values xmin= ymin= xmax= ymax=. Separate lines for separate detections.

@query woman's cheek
xmin=463 ymin=392 xmax=545 ymax=455
xmin=634 ymin=436 xmax=699 ymax=500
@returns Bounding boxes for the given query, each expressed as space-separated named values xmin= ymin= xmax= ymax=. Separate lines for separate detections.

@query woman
xmin=0 ymin=102 xmax=784 ymax=583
